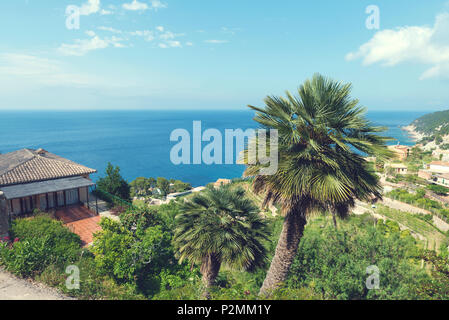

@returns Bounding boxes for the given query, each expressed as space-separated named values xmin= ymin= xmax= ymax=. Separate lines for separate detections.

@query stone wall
xmin=0 ymin=191 xmax=9 ymax=238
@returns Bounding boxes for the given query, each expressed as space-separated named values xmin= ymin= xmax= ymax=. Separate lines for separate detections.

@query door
xmin=39 ymin=195 xmax=47 ymax=211
xmin=65 ymin=189 xmax=79 ymax=206
xmin=57 ymin=191 xmax=65 ymax=207
xmin=47 ymin=193 xmax=55 ymax=209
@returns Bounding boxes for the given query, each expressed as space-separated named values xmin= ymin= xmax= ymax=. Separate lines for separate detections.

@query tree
xmin=130 ymin=177 xmax=151 ymax=197
xmin=97 ymin=163 xmax=131 ymax=201
xmin=173 ymin=185 xmax=269 ymax=298
xmin=244 ymin=74 xmax=392 ymax=296
xmin=157 ymin=177 xmax=170 ymax=196
xmin=172 ymin=180 xmax=192 ymax=193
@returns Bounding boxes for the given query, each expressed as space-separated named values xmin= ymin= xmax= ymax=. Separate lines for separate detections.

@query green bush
xmin=0 ymin=215 xmax=82 ymax=277
xmin=92 ymin=209 xmax=199 ymax=297
xmin=286 ymin=217 xmax=428 ymax=300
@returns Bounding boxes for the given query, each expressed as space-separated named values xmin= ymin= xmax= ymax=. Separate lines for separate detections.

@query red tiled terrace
xmin=55 ymin=206 xmax=101 ymax=247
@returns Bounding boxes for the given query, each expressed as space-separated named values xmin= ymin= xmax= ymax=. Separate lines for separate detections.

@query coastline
xmin=402 ymin=124 xmax=424 ymax=143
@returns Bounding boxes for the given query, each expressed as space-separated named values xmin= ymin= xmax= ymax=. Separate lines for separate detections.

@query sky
xmin=0 ymin=0 xmax=448 ymax=111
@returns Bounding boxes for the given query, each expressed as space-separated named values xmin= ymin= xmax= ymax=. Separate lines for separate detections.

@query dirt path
xmin=0 ymin=268 xmax=71 ymax=300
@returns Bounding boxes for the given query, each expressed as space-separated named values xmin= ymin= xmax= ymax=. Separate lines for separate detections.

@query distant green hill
xmin=412 ymin=109 xmax=449 ymax=135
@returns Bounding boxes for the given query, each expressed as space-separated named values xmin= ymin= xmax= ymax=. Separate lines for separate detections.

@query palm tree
xmin=173 ymin=184 xmax=269 ymax=298
xmin=244 ymin=74 xmax=392 ymax=296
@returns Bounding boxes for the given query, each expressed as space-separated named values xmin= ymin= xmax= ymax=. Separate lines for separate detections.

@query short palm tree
xmin=173 ymin=184 xmax=269 ymax=297
xmin=244 ymin=74 xmax=392 ymax=296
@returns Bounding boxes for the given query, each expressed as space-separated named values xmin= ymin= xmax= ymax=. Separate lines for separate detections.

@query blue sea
xmin=0 ymin=110 xmax=425 ymax=187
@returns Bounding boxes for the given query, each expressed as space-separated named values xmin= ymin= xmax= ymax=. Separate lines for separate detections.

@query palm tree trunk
xmin=200 ymin=253 xmax=221 ymax=299
xmin=331 ymin=211 xmax=338 ymax=229
xmin=259 ymin=211 xmax=307 ymax=296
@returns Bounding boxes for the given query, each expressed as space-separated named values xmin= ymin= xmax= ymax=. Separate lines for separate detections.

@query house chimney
xmin=0 ymin=191 xmax=9 ymax=238
xmin=36 ymin=148 xmax=47 ymax=155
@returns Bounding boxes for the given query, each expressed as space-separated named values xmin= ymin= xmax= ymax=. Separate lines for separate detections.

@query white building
xmin=428 ymin=161 xmax=449 ymax=174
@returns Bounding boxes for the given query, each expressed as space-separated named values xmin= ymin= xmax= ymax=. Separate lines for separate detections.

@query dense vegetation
xmin=387 ymin=188 xmax=449 ymax=220
xmin=243 ymin=73 xmax=392 ymax=295
xmin=412 ymin=109 xmax=449 ymax=135
xmin=1 ymin=195 xmax=449 ymax=300
xmin=173 ymin=185 xmax=269 ymax=297
xmin=2 ymin=76 xmax=449 ymax=300
xmin=0 ymin=214 xmax=144 ymax=299
xmin=130 ymin=176 xmax=192 ymax=198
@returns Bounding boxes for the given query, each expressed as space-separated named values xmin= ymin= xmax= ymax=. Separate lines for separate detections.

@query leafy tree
xmin=287 ymin=216 xmax=426 ymax=300
xmin=130 ymin=177 xmax=151 ymax=197
xmin=173 ymin=185 xmax=269 ymax=297
xmin=157 ymin=177 xmax=170 ymax=196
xmin=171 ymin=180 xmax=192 ymax=193
xmin=97 ymin=163 xmax=130 ymax=201
xmin=244 ymin=74 xmax=392 ymax=295
xmin=92 ymin=207 xmax=198 ymax=297
xmin=147 ymin=177 xmax=157 ymax=188
xmin=414 ymin=250 xmax=449 ymax=299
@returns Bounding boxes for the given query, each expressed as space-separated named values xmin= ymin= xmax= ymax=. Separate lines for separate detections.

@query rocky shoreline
xmin=402 ymin=124 xmax=425 ymax=143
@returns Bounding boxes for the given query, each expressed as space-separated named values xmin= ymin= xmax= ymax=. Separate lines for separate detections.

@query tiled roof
xmin=0 ymin=149 xmax=96 ymax=187
xmin=430 ymin=161 xmax=449 ymax=167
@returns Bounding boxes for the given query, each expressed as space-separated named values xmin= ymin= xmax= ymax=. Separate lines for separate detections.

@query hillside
xmin=411 ymin=109 xmax=449 ymax=135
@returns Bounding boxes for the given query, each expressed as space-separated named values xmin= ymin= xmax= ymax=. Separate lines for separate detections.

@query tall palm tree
xmin=173 ymin=184 xmax=269 ymax=297
xmin=244 ymin=74 xmax=392 ymax=296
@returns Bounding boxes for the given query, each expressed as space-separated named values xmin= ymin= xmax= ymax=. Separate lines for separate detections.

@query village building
xmin=427 ymin=161 xmax=449 ymax=174
xmin=214 ymin=178 xmax=232 ymax=188
xmin=0 ymin=148 xmax=97 ymax=219
xmin=418 ymin=169 xmax=433 ymax=180
xmin=433 ymin=173 xmax=449 ymax=187
xmin=387 ymin=144 xmax=410 ymax=161
xmin=432 ymin=150 xmax=449 ymax=162
xmin=386 ymin=163 xmax=408 ymax=175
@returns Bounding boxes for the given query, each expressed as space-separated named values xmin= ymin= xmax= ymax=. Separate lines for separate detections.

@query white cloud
xmin=151 ymin=0 xmax=167 ymax=11
xmin=131 ymin=27 xmax=185 ymax=48
xmin=58 ymin=31 xmax=126 ymax=56
xmin=346 ymin=12 xmax=449 ymax=80
xmin=221 ymin=27 xmax=240 ymax=35
xmin=158 ymin=41 xmax=181 ymax=49
xmin=98 ymin=26 xmax=123 ymax=34
xmin=160 ymin=31 xmax=176 ymax=40
xmin=122 ymin=0 xmax=167 ymax=11
xmin=100 ymin=9 xmax=113 ymax=15
xmin=166 ymin=40 xmax=182 ymax=48
xmin=123 ymin=0 xmax=149 ymax=11
xmin=74 ymin=0 xmax=113 ymax=16
xmin=85 ymin=30 xmax=96 ymax=37
xmin=204 ymin=40 xmax=228 ymax=44
xmin=79 ymin=0 xmax=100 ymax=15
xmin=0 ymin=53 xmax=98 ymax=86
xmin=130 ymin=30 xmax=155 ymax=41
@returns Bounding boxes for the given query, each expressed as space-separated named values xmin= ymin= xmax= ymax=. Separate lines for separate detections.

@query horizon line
xmin=0 ymin=108 xmax=445 ymax=112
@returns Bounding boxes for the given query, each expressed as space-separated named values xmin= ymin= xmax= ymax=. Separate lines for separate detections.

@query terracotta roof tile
xmin=0 ymin=149 xmax=96 ymax=187
xmin=430 ymin=161 xmax=449 ymax=167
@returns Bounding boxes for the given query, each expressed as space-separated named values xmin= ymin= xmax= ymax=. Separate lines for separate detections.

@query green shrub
xmin=0 ymin=215 xmax=82 ymax=277
xmin=10 ymin=214 xmax=82 ymax=265
xmin=286 ymin=219 xmax=427 ymax=300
